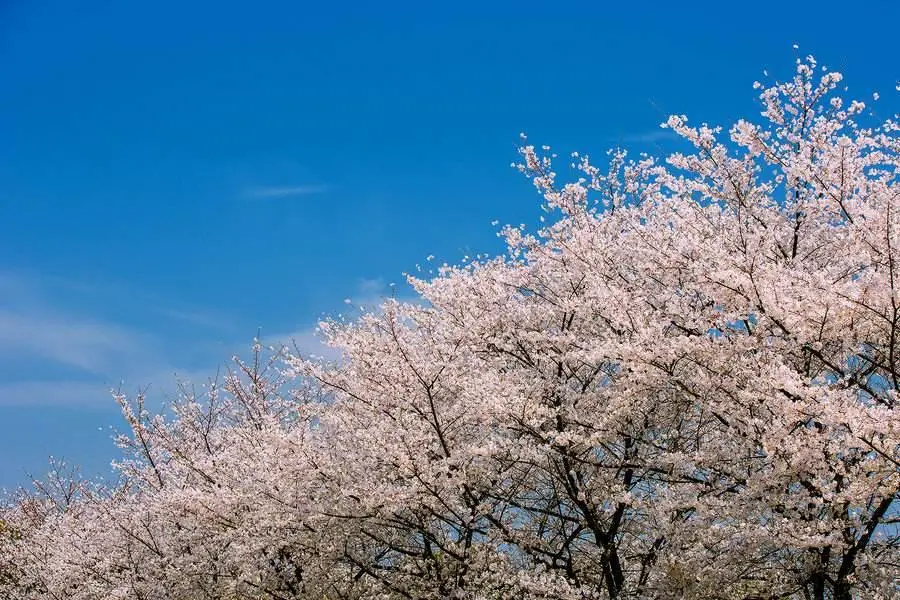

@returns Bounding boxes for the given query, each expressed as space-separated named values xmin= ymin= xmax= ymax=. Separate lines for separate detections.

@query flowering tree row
xmin=1 ymin=57 xmax=898 ymax=599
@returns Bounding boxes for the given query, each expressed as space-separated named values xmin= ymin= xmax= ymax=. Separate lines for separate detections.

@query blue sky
xmin=1 ymin=0 xmax=898 ymax=487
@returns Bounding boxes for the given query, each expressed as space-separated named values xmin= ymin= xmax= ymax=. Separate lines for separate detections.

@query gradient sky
xmin=1 ymin=0 xmax=898 ymax=488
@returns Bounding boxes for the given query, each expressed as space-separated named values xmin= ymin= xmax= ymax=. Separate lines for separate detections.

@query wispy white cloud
xmin=0 ymin=270 xmax=345 ymax=407
xmin=0 ymin=273 xmax=158 ymax=377
xmin=0 ymin=271 xmax=195 ymax=405
xmin=243 ymin=184 xmax=330 ymax=199
xmin=0 ymin=271 xmax=417 ymax=409
xmin=0 ymin=308 xmax=153 ymax=375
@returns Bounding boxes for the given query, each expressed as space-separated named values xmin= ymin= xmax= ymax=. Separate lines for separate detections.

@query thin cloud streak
xmin=243 ymin=184 xmax=330 ymax=199
xmin=0 ymin=271 xmax=212 ymax=405
xmin=0 ymin=308 xmax=152 ymax=375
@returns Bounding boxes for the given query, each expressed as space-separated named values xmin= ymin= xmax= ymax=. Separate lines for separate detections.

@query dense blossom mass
xmin=1 ymin=57 xmax=899 ymax=599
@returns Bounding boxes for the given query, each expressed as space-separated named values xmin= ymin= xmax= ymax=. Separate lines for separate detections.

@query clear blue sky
xmin=1 ymin=0 xmax=897 ymax=488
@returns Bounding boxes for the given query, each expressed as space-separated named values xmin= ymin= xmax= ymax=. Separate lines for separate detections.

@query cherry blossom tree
xmin=1 ymin=56 xmax=898 ymax=600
